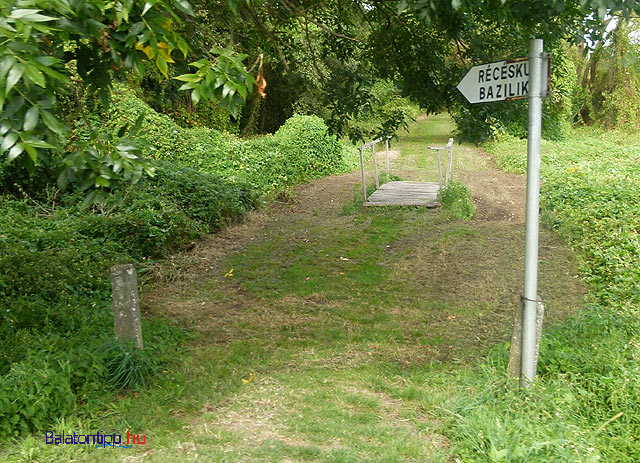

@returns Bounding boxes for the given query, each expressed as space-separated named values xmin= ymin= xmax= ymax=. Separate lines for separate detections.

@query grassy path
xmin=8 ymin=115 xmax=586 ymax=462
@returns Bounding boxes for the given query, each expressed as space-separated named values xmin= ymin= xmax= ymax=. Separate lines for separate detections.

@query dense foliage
xmin=0 ymin=103 xmax=354 ymax=437
xmin=444 ymin=129 xmax=640 ymax=461
xmin=0 ymin=0 xmax=255 ymax=196
xmin=572 ymin=18 xmax=640 ymax=130
xmin=439 ymin=180 xmax=475 ymax=220
xmin=103 ymin=90 xmax=358 ymax=194
xmin=0 ymin=162 xmax=257 ymax=437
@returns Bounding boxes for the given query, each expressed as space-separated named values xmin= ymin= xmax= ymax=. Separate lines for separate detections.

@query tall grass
xmin=443 ymin=130 xmax=640 ymax=461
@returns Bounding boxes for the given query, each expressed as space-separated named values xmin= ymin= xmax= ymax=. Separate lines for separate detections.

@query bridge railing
xmin=357 ymin=136 xmax=391 ymax=202
xmin=428 ymin=137 xmax=454 ymax=190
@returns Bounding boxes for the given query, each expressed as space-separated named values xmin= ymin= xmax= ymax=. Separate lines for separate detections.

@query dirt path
xmin=136 ymin=114 xmax=584 ymax=462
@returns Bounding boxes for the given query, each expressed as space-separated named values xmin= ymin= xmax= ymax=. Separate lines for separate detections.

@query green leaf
xmin=34 ymin=56 xmax=59 ymax=66
xmin=23 ymin=143 xmax=38 ymax=164
xmin=6 ymin=63 xmax=25 ymax=94
xmin=24 ymin=139 xmax=55 ymax=149
xmin=80 ymin=190 xmax=98 ymax=208
xmin=155 ymin=54 xmax=168 ymax=78
xmin=8 ymin=9 xmax=56 ymax=22
xmin=116 ymin=143 xmax=137 ymax=151
xmin=25 ymin=65 xmax=46 ymax=88
xmin=0 ymin=121 xmax=11 ymax=136
xmin=130 ymin=113 xmax=146 ymax=136
xmin=7 ymin=142 xmax=24 ymax=162
xmin=23 ymin=106 xmax=39 ymax=131
xmin=0 ymin=56 xmax=17 ymax=81
xmin=142 ymin=2 xmax=153 ymax=15
xmin=191 ymin=87 xmax=200 ymax=105
xmin=130 ymin=21 xmax=145 ymax=35
xmin=35 ymin=63 xmax=69 ymax=83
xmin=1 ymin=132 xmax=18 ymax=152
xmin=41 ymin=110 xmax=68 ymax=135
xmin=222 ymin=83 xmax=234 ymax=98
xmin=177 ymin=37 xmax=189 ymax=58
xmin=57 ymin=169 xmax=69 ymax=189
xmin=95 ymin=176 xmax=110 ymax=187
xmin=178 ymin=81 xmax=198 ymax=90
xmin=172 ymin=0 xmax=194 ymax=15
xmin=174 ymin=73 xmax=201 ymax=82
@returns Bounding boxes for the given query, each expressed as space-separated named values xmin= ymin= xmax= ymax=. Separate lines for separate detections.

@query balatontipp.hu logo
xmin=45 ymin=429 xmax=146 ymax=448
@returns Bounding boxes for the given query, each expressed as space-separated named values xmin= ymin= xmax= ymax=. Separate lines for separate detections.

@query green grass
xmin=442 ymin=129 xmax=640 ymax=462
xmin=0 ymin=115 xmax=593 ymax=462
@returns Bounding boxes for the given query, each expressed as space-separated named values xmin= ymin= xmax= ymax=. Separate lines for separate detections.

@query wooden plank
xmin=379 ymin=182 xmax=440 ymax=188
xmin=365 ymin=200 xmax=440 ymax=207
xmin=377 ymin=189 xmax=440 ymax=195
xmin=369 ymin=191 xmax=439 ymax=198
xmin=363 ymin=181 xmax=442 ymax=207
xmin=379 ymin=181 xmax=440 ymax=188
xmin=378 ymin=186 xmax=440 ymax=192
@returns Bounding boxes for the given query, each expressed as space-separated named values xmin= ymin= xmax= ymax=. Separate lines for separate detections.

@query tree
xmin=0 ymin=0 xmax=255 ymax=201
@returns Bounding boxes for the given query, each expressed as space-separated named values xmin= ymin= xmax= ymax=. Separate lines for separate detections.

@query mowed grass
xmin=1 ymin=115 xmax=588 ymax=462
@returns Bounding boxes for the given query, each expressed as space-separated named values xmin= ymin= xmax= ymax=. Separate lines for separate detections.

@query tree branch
xmin=280 ymin=0 xmax=362 ymax=42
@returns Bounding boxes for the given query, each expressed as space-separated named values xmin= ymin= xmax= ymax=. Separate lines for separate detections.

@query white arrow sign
xmin=457 ymin=59 xmax=532 ymax=104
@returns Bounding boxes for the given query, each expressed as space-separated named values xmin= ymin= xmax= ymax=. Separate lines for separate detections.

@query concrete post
xmin=110 ymin=263 xmax=143 ymax=349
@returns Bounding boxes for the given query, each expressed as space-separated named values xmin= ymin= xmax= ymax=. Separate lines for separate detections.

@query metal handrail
xmin=358 ymin=136 xmax=392 ymax=202
xmin=428 ymin=138 xmax=453 ymax=190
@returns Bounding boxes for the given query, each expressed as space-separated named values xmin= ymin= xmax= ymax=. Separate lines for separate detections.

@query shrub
xmin=0 ymin=354 xmax=75 ymax=438
xmin=0 ymin=89 xmax=355 ymax=440
xmin=104 ymin=90 xmax=357 ymax=197
xmin=0 ymin=160 xmax=259 ymax=437
xmin=439 ymin=181 xmax=475 ymax=219
xmin=452 ymin=128 xmax=640 ymax=461
xmin=346 ymin=80 xmax=421 ymax=142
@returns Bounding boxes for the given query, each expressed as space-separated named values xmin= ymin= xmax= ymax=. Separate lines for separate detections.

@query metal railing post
xmin=371 ymin=144 xmax=379 ymax=189
xmin=358 ymin=147 xmax=367 ymax=202
xmin=385 ymin=138 xmax=390 ymax=178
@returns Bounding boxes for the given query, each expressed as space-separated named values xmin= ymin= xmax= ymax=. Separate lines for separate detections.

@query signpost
xmin=457 ymin=57 xmax=549 ymax=104
xmin=457 ymin=39 xmax=549 ymax=388
xmin=456 ymin=59 xmax=530 ymax=103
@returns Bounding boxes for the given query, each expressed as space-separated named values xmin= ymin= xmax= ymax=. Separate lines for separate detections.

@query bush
xmin=0 ymin=353 xmax=75 ymax=438
xmin=0 ymin=88 xmax=355 ymax=440
xmin=345 ymin=80 xmax=421 ymax=141
xmin=97 ymin=340 xmax=159 ymax=390
xmin=447 ymin=128 xmax=640 ymax=461
xmin=0 ymin=161 xmax=258 ymax=438
xmin=104 ymin=90 xmax=357 ymax=196
xmin=439 ymin=181 xmax=475 ymax=219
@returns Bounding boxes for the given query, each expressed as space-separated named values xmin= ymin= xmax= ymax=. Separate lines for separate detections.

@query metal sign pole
xmin=520 ymin=38 xmax=544 ymax=387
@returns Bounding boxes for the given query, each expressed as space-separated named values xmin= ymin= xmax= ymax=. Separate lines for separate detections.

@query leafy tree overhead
xmin=0 ymin=0 xmax=255 ymax=200
xmin=3 ymin=0 xmax=640 ymax=197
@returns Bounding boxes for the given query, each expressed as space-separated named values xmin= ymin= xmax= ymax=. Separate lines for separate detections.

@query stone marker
xmin=110 ymin=263 xmax=143 ymax=349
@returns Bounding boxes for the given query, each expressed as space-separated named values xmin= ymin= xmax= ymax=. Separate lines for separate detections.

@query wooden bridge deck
xmin=364 ymin=181 xmax=441 ymax=207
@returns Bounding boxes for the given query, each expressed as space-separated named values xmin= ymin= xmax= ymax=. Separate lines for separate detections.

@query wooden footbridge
xmin=358 ymin=137 xmax=454 ymax=207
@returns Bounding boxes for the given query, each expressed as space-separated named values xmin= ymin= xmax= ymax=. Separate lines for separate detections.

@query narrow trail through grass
xmin=7 ymin=115 xmax=586 ymax=462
